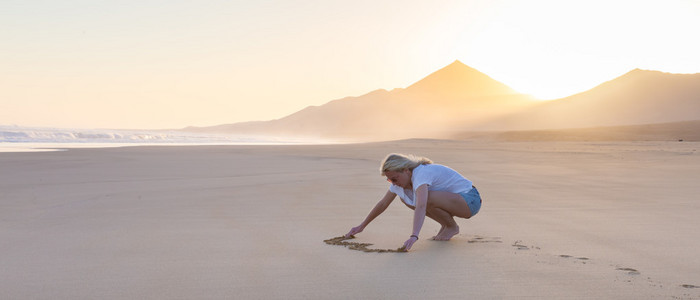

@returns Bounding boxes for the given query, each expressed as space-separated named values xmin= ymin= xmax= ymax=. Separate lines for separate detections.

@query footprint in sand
xmin=616 ymin=267 xmax=641 ymax=275
xmin=560 ymin=255 xmax=589 ymax=260
xmin=467 ymin=235 xmax=503 ymax=243
xmin=512 ymin=240 xmax=529 ymax=250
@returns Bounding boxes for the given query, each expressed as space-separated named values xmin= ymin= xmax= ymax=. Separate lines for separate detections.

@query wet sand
xmin=1 ymin=140 xmax=699 ymax=299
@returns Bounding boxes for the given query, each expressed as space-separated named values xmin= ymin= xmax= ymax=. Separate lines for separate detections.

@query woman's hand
xmin=402 ymin=235 xmax=418 ymax=251
xmin=345 ymin=225 xmax=365 ymax=238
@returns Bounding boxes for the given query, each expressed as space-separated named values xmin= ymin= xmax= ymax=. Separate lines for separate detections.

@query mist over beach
xmin=2 ymin=1 xmax=700 ymax=299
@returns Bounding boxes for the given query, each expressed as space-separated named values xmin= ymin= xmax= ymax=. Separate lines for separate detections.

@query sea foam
xmin=0 ymin=126 xmax=308 ymax=145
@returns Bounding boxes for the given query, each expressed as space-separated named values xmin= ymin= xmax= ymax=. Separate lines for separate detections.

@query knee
xmin=425 ymin=199 xmax=439 ymax=210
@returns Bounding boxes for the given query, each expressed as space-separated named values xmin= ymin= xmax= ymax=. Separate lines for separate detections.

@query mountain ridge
xmin=186 ymin=62 xmax=700 ymax=141
xmin=475 ymin=69 xmax=700 ymax=131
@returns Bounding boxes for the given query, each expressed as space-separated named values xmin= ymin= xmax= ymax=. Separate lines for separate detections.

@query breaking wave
xmin=0 ymin=126 xmax=304 ymax=145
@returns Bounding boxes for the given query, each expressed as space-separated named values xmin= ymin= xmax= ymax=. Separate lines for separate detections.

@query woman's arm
xmin=403 ymin=184 xmax=428 ymax=250
xmin=345 ymin=190 xmax=396 ymax=237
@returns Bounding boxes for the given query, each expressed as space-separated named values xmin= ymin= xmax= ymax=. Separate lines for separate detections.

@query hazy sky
xmin=2 ymin=0 xmax=698 ymax=129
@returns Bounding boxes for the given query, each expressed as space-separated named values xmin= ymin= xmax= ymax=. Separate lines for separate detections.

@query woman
xmin=345 ymin=153 xmax=482 ymax=251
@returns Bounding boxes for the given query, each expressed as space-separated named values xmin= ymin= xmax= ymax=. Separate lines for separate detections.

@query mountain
xmin=476 ymin=69 xmax=700 ymax=131
xmin=405 ymin=60 xmax=519 ymax=98
xmin=189 ymin=60 xmax=538 ymax=140
xmin=187 ymin=62 xmax=700 ymax=141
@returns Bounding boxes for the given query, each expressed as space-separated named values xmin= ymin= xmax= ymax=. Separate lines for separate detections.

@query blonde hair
xmin=380 ymin=153 xmax=433 ymax=175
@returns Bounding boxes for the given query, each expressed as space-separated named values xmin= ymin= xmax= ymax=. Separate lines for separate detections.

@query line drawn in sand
xmin=323 ymin=236 xmax=407 ymax=253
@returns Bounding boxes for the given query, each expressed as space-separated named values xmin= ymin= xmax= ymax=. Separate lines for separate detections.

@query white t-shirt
xmin=389 ymin=164 xmax=473 ymax=206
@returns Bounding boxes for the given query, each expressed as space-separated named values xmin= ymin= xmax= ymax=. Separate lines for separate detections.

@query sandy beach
xmin=1 ymin=140 xmax=699 ymax=299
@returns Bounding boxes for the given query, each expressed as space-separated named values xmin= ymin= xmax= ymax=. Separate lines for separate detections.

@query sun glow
xmin=1 ymin=0 xmax=698 ymax=128
xmin=448 ymin=0 xmax=699 ymax=100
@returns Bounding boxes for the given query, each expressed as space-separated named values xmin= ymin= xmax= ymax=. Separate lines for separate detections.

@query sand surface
xmin=1 ymin=140 xmax=699 ymax=299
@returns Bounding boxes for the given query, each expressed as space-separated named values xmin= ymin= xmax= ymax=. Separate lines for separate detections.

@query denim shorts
xmin=459 ymin=186 xmax=482 ymax=217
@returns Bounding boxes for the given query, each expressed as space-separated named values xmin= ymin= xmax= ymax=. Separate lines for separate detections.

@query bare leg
xmin=426 ymin=190 xmax=472 ymax=241
xmin=404 ymin=202 xmax=449 ymax=239
xmin=404 ymin=203 xmax=447 ymax=239
xmin=426 ymin=210 xmax=447 ymax=239
xmin=434 ymin=226 xmax=446 ymax=240
xmin=427 ymin=206 xmax=460 ymax=240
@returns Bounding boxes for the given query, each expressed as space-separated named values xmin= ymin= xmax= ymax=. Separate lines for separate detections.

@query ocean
xmin=0 ymin=126 xmax=321 ymax=152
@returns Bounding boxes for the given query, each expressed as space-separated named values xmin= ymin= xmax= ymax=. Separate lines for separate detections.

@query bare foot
xmin=432 ymin=226 xmax=446 ymax=240
xmin=433 ymin=225 xmax=459 ymax=241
